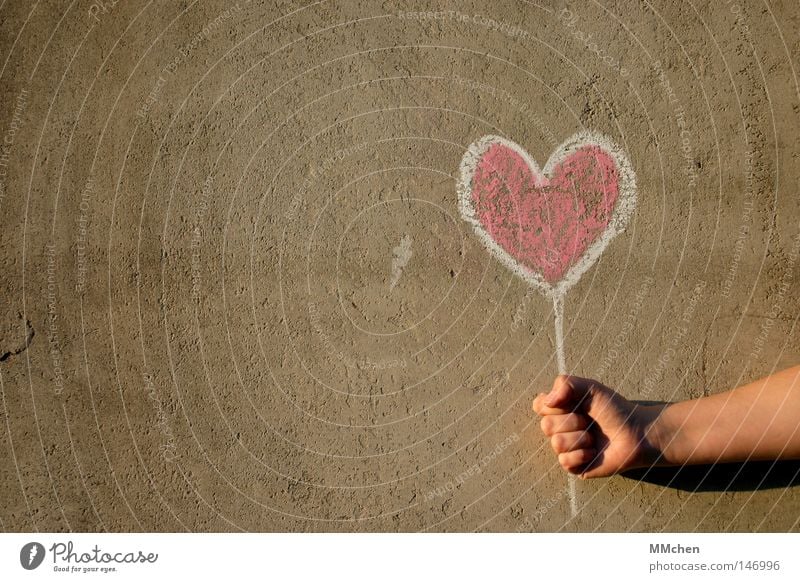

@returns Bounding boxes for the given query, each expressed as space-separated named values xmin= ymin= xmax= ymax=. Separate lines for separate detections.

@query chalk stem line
xmin=552 ymin=292 xmax=578 ymax=518
xmin=553 ymin=292 xmax=566 ymax=376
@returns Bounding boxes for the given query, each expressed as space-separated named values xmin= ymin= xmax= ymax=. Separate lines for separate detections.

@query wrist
xmin=638 ymin=403 xmax=682 ymax=467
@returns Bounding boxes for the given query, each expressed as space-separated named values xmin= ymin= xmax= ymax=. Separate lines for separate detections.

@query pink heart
xmin=458 ymin=134 xmax=636 ymax=295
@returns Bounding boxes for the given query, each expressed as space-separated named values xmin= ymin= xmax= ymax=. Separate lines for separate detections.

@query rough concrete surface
xmin=1 ymin=0 xmax=799 ymax=532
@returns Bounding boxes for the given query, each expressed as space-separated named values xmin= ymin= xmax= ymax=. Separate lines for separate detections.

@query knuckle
xmin=551 ymin=434 xmax=566 ymax=453
xmin=540 ymin=417 xmax=553 ymax=436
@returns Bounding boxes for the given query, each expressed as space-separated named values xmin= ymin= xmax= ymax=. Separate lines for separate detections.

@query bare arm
xmin=533 ymin=366 xmax=800 ymax=478
xmin=649 ymin=365 xmax=800 ymax=466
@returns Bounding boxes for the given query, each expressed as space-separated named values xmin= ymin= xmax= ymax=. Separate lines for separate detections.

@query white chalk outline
xmin=457 ymin=132 xmax=637 ymax=519
xmin=457 ymin=132 xmax=637 ymax=299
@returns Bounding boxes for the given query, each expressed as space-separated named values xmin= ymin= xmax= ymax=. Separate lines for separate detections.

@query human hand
xmin=532 ymin=375 xmax=663 ymax=478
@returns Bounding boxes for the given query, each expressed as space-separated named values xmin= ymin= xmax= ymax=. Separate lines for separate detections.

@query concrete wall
xmin=1 ymin=0 xmax=799 ymax=531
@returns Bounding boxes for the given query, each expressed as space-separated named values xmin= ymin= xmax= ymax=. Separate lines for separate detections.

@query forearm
xmin=646 ymin=366 xmax=800 ymax=466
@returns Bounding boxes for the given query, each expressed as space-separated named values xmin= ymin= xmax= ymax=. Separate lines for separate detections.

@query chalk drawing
xmin=457 ymin=132 xmax=637 ymax=517
xmin=390 ymin=234 xmax=413 ymax=291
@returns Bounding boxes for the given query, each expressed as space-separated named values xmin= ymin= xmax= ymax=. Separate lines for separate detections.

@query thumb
xmin=579 ymin=468 xmax=606 ymax=480
xmin=578 ymin=458 xmax=610 ymax=479
xmin=545 ymin=375 xmax=592 ymax=410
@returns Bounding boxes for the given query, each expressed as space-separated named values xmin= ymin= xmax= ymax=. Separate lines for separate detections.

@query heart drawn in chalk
xmin=457 ymin=133 xmax=636 ymax=297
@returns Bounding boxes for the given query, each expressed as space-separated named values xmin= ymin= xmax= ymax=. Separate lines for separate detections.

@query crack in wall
xmin=0 ymin=318 xmax=34 ymax=362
